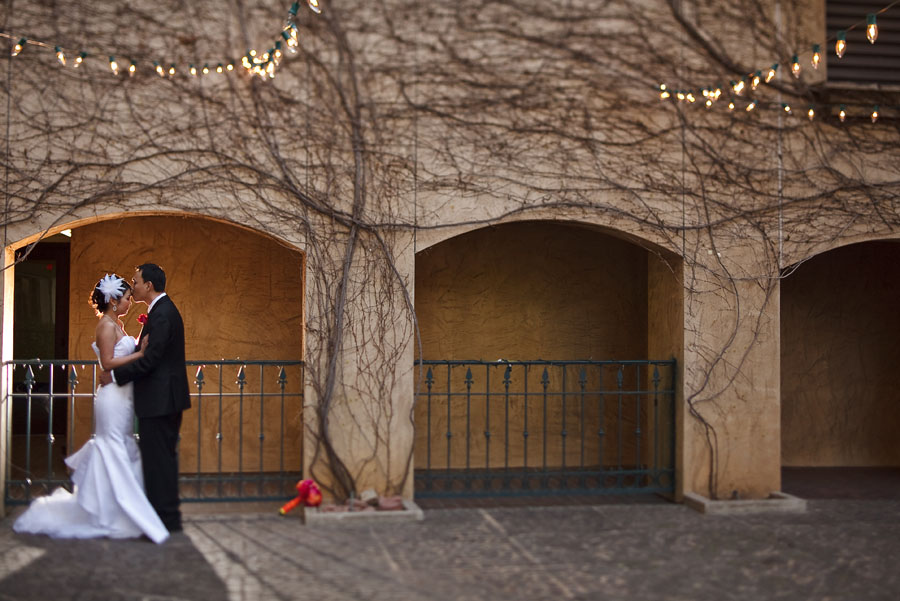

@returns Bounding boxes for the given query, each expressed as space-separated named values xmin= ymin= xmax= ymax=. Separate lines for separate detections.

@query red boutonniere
xmin=137 ymin=313 xmax=148 ymax=325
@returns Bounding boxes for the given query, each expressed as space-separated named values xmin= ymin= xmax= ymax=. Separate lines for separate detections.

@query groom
xmin=100 ymin=263 xmax=191 ymax=532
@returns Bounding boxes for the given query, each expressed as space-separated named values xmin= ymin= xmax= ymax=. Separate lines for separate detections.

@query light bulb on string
xmin=109 ymin=56 xmax=119 ymax=75
xmin=871 ymin=105 xmax=879 ymax=123
xmin=307 ymin=0 xmax=322 ymax=14
xmin=226 ymin=62 xmax=234 ymax=71
xmin=281 ymin=30 xmax=299 ymax=53
xmin=202 ymin=64 xmax=210 ymax=75
xmin=839 ymin=104 xmax=847 ymax=122
xmin=274 ymin=42 xmax=283 ymax=62
xmin=190 ymin=64 xmax=198 ymax=76
xmin=12 ymin=38 xmax=26 ymax=57
xmin=782 ymin=103 xmax=791 ymax=114
xmin=266 ymin=60 xmax=275 ymax=79
xmin=765 ymin=63 xmax=778 ymax=83
xmin=811 ymin=44 xmax=820 ymax=69
xmin=74 ymin=52 xmax=87 ymax=68
xmin=728 ymin=99 xmax=736 ymax=111
xmin=659 ymin=84 xmax=670 ymax=100
xmin=705 ymin=98 xmax=713 ymax=108
xmin=216 ymin=63 xmax=224 ymax=73
xmin=807 ymin=105 xmax=815 ymax=121
xmin=168 ymin=64 xmax=176 ymax=77
xmin=129 ymin=60 xmax=136 ymax=76
xmin=686 ymin=91 xmax=696 ymax=103
xmin=867 ymin=14 xmax=877 ymax=43
xmin=154 ymin=61 xmax=165 ymax=77
xmin=676 ymin=90 xmax=685 ymax=101
xmin=55 ymin=46 xmax=66 ymax=66
xmin=791 ymin=55 xmax=801 ymax=78
xmin=746 ymin=100 xmax=757 ymax=112
xmin=836 ymin=31 xmax=846 ymax=58
xmin=713 ymin=88 xmax=722 ymax=100
xmin=751 ymin=71 xmax=761 ymax=90
xmin=732 ymin=79 xmax=745 ymax=96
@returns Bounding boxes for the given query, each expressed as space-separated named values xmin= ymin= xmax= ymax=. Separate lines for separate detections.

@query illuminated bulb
xmin=782 ymin=103 xmax=791 ymax=114
xmin=728 ymin=100 xmax=736 ymax=111
xmin=732 ymin=80 xmax=745 ymax=96
xmin=154 ymin=61 xmax=165 ymax=77
xmin=74 ymin=52 xmax=87 ymax=68
xmin=190 ymin=64 xmax=197 ymax=76
xmin=168 ymin=64 xmax=176 ymax=76
xmin=746 ymin=100 xmax=757 ymax=112
xmin=839 ymin=104 xmax=847 ymax=122
xmin=274 ymin=42 xmax=283 ymax=61
xmin=836 ymin=31 xmax=846 ymax=58
xmin=811 ymin=44 xmax=820 ymax=69
xmin=713 ymin=88 xmax=722 ymax=100
xmin=226 ymin=62 xmax=234 ymax=71
xmin=109 ymin=56 xmax=119 ymax=75
xmin=266 ymin=60 xmax=275 ymax=78
xmin=867 ymin=14 xmax=877 ymax=44
xmin=216 ymin=63 xmax=224 ymax=73
xmin=249 ymin=49 xmax=257 ymax=58
xmin=705 ymin=99 xmax=712 ymax=108
xmin=751 ymin=71 xmax=761 ymax=90
xmin=676 ymin=91 xmax=685 ymax=101
xmin=686 ymin=92 xmax=696 ymax=103
xmin=55 ymin=46 xmax=66 ymax=66
xmin=308 ymin=0 xmax=322 ymax=13
xmin=281 ymin=30 xmax=299 ymax=53
xmin=12 ymin=38 xmax=26 ymax=56
xmin=791 ymin=55 xmax=801 ymax=78
xmin=659 ymin=84 xmax=670 ymax=100
xmin=765 ymin=63 xmax=778 ymax=83
xmin=871 ymin=105 xmax=879 ymax=123
xmin=202 ymin=64 xmax=210 ymax=75
xmin=807 ymin=106 xmax=815 ymax=121
xmin=129 ymin=60 xmax=136 ymax=76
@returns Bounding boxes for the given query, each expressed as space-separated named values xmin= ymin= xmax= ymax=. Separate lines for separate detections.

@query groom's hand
xmin=99 ymin=370 xmax=113 ymax=386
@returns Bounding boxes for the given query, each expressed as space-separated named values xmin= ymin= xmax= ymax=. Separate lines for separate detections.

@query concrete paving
xmin=1 ymin=497 xmax=899 ymax=601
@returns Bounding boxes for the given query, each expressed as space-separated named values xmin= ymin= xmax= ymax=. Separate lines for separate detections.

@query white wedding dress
xmin=13 ymin=335 xmax=169 ymax=544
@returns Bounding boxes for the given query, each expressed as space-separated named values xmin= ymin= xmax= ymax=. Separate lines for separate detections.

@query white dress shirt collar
xmin=147 ymin=292 xmax=167 ymax=313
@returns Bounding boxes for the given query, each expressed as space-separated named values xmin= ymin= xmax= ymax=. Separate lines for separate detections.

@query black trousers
xmin=138 ymin=412 xmax=183 ymax=530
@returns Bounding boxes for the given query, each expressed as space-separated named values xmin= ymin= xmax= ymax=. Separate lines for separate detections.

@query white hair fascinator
xmin=97 ymin=274 xmax=126 ymax=303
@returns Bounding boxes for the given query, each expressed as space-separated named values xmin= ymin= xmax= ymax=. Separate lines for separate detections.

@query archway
xmin=781 ymin=240 xmax=900 ymax=499
xmin=413 ymin=220 xmax=682 ymax=499
xmin=2 ymin=214 xmax=305 ymax=508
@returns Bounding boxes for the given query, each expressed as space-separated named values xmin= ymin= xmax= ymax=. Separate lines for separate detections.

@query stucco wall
xmin=67 ymin=216 xmax=305 ymax=475
xmin=414 ymin=221 xmax=653 ymax=471
xmin=781 ymin=240 xmax=900 ymax=466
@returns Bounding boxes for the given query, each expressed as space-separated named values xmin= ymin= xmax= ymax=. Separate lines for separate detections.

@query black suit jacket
xmin=113 ymin=295 xmax=191 ymax=418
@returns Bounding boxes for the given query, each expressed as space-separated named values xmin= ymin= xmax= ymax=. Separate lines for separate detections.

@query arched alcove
xmin=781 ymin=240 xmax=900 ymax=469
xmin=413 ymin=220 xmax=682 ymax=497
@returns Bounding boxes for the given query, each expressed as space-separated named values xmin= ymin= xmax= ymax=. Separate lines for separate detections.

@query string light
xmin=836 ymin=31 xmax=847 ymax=58
xmin=190 ymin=64 xmax=198 ymax=76
xmin=866 ymin=14 xmax=877 ymax=43
xmin=129 ymin=60 xmax=137 ymax=76
xmin=686 ymin=92 xmax=696 ymax=103
xmin=202 ymin=63 xmax=210 ymax=75
xmin=791 ymin=55 xmax=801 ymax=78
xmin=73 ymin=52 xmax=86 ymax=68
xmin=55 ymin=46 xmax=66 ymax=66
xmin=168 ymin=64 xmax=176 ymax=76
xmin=839 ymin=104 xmax=847 ymax=122
xmin=871 ymin=105 xmax=879 ymax=123
xmin=216 ymin=63 xmax=224 ymax=73
xmin=12 ymin=38 xmax=26 ymax=56
xmin=746 ymin=100 xmax=757 ymax=112
xmin=659 ymin=84 xmax=670 ymax=100
xmin=807 ymin=105 xmax=815 ymax=121
xmin=307 ymin=0 xmax=322 ymax=14
xmin=676 ymin=90 xmax=686 ymax=101
xmin=732 ymin=79 xmax=745 ymax=96
xmin=764 ymin=63 xmax=778 ymax=83
xmin=727 ymin=99 xmax=736 ymax=111
xmin=782 ymin=103 xmax=791 ymax=114
xmin=154 ymin=61 xmax=165 ymax=77
xmin=811 ymin=44 xmax=820 ymax=69
xmin=109 ymin=56 xmax=119 ymax=75
xmin=751 ymin=71 xmax=761 ymax=90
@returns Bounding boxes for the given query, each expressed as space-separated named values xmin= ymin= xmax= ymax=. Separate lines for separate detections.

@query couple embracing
xmin=14 ymin=263 xmax=190 ymax=544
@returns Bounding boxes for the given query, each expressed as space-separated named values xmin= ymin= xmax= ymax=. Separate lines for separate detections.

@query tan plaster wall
xmin=67 ymin=216 xmax=305 ymax=474
xmin=781 ymin=240 xmax=900 ymax=466
xmin=414 ymin=221 xmax=653 ymax=471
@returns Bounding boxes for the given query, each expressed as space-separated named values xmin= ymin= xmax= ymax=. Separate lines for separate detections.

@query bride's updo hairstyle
xmin=90 ymin=274 xmax=132 ymax=315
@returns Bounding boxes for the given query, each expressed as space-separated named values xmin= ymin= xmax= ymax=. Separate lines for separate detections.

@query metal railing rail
xmin=413 ymin=359 xmax=676 ymax=498
xmin=2 ymin=359 xmax=303 ymax=505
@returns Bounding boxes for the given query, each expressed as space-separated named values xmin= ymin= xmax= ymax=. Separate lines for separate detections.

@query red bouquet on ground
xmin=279 ymin=479 xmax=323 ymax=515
xmin=137 ymin=313 xmax=148 ymax=325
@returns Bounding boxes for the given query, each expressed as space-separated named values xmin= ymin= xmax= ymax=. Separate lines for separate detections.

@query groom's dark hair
xmin=138 ymin=263 xmax=166 ymax=292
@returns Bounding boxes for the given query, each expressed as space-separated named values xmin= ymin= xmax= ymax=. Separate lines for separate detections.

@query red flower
xmin=137 ymin=313 xmax=148 ymax=325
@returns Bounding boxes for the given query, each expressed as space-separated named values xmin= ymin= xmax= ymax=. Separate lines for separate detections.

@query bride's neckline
xmin=101 ymin=314 xmax=127 ymax=341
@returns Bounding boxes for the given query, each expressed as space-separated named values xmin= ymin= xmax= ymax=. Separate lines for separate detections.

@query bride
xmin=13 ymin=274 xmax=170 ymax=544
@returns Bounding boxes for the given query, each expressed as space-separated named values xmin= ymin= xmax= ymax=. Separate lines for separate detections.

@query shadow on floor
xmin=782 ymin=466 xmax=900 ymax=500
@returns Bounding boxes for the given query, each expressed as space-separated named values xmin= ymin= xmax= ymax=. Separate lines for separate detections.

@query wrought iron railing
xmin=413 ymin=360 xmax=676 ymax=498
xmin=2 ymin=359 xmax=303 ymax=506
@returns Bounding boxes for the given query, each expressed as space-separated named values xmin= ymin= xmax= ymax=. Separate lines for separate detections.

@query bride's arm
xmin=95 ymin=321 xmax=145 ymax=371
